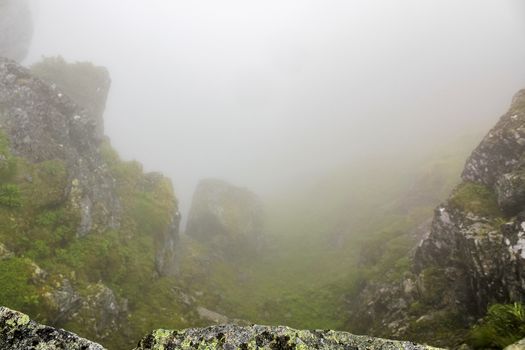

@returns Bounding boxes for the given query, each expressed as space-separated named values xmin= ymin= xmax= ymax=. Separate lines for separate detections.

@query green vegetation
xmin=0 ymin=111 xmax=488 ymax=350
xmin=0 ymin=258 xmax=39 ymax=312
xmin=0 ymin=184 xmax=21 ymax=208
xmin=449 ymin=182 xmax=502 ymax=218
xmin=469 ymin=303 xmax=525 ymax=349
xmin=0 ymin=131 xmax=191 ymax=349
xmin=176 ymin=134 xmax=481 ymax=333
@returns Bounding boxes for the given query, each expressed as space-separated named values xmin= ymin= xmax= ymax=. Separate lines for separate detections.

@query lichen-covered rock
xmin=186 ymin=179 xmax=264 ymax=259
xmin=0 ymin=306 xmax=105 ymax=350
xmin=0 ymin=307 xmax=439 ymax=350
xmin=0 ymin=0 xmax=33 ymax=62
xmin=134 ymin=324 xmax=440 ymax=350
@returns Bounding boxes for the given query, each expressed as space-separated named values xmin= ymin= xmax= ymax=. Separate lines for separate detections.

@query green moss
xmin=449 ymin=182 xmax=502 ymax=217
xmin=0 ymin=257 xmax=40 ymax=312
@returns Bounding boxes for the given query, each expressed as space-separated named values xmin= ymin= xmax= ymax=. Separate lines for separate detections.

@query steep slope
xmin=0 ymin=57 xmax=195 ymax=349
xmin=346 ymin=89 xmax=525 ymax=347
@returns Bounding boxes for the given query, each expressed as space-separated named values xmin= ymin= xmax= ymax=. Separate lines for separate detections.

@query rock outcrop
xmin=0 ymin=57 xmax=121 ymax=236
xmin=136 ymin=324 xmax=440 ymax=350
xmin=0 ymin=307 xmax=105 ymax=350
xmin=0 ymin=0 xmax=33 ymax=62
xmin=0 ymin=306 xmax=439 ymax=350
xmin=0 ymin=57 xmax=183 ymax=348
xmin=186 ymin=179 xmax=264 ymax=259
xmin=414 ymin=89 xmax=525 ymax=315
xmin=346 ymin=89 xmax=525 ymax=346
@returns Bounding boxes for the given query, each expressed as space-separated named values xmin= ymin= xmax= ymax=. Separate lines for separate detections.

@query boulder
xmin=0 ymin=306 xmax=105 ymax=350
xmin=135 ymin=324 xmax=440 ymax=350
xmin=186 ymin=179 xmax=264 ymax=259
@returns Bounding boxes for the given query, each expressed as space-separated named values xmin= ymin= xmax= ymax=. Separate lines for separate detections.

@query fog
xmin=25 ymin=0 xmax=525 ymax=218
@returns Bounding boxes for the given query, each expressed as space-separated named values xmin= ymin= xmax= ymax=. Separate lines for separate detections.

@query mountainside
xmin=0 ymin=57 xmax=202 ymax=349
xmin=346 ymin=89 xmax=525 ymax=347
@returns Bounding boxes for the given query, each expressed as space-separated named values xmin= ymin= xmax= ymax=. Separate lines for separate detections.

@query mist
xmin=25 ymin=0 xmax=525 ymax=218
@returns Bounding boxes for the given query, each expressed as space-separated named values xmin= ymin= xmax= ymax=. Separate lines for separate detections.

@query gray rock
xmin=0 ymin=306 xmax=439 ymax=350
xmin=0 ymin=306 xmax=105 ymax=350
xmin=134 ymin=324 xmax=441 ymax=350
xmin=347 ymin=89 xmax=525 ymax=346
xmin=0 ymin=57 xmax=121 ymax=236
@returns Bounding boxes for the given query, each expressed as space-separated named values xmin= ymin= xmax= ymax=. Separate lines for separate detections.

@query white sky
xmin=26 ymin=0 xmax=525 ymax=216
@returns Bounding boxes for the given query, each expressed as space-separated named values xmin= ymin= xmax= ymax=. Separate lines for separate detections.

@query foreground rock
xmin=1 ymin=306 xmax=438 ymax=350
xmin=0 ymin=307 xmax=104 ymax=350
xmin=135 ymin=324 xmax=439 ymax=350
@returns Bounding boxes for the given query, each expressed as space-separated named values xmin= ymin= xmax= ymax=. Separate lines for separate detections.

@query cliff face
xmin=415 ymin=89 xmax=525 ymax=314
xmin=346 ymin=89 xmax=525 ymax=346
xmin=0 ymin=57 xmax=184 ymax=349
xmin=0 ymin=57 xmax=121 ymax=236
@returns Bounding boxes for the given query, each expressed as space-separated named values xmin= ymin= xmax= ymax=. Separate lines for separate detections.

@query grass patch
xmin=469 ymin=303 xmax=525 ymax=349
xmin=449 ymin=182 xmax=502 ymax=217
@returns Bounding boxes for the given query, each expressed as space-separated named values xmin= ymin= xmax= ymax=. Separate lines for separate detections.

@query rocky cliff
xmin=0 ymin=306 xmax=439 ymax=350
xmin=0 ymin=57 xmax=188 ymax=348
xmin=346 ymin=89 xmax=525 ymax=347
